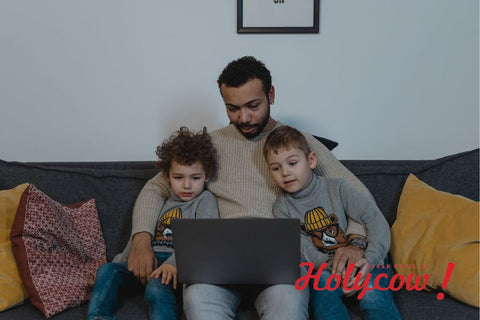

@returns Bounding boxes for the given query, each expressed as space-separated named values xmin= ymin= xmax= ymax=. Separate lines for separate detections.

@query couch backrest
xmin=342 ymin=149 xmax=479 ymax=226
xmin=1 ymin=148 xmax=478 ymax=260
xmin=0 ymin=160 xmax=157 ymax=261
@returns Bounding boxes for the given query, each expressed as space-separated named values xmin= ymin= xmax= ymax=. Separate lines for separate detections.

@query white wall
xmin=0 ymin=0 xmax=478 ymax=161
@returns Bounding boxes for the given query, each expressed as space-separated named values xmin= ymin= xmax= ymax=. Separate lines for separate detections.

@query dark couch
xmin=1 ymin=149 xmax=478 ymax=320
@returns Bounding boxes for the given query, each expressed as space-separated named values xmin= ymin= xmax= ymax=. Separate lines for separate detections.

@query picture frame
xmin=237 ymin=0 xmax=319 ymax=34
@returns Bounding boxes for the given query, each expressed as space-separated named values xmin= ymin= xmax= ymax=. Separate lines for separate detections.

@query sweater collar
xmin=169 ymin=190 xmax=181 ymax=202
xmin=290 ymin=173 xmax=318 ymax=199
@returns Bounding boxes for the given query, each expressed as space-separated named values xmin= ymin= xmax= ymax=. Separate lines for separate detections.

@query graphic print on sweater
xmin=152 ymin=208 xmax=182 ymax=248
xmin=303 ymin=207 xmax=348 ymax=254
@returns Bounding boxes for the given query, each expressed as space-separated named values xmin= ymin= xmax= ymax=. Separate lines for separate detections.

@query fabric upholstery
xmin=0 ymin=160 xmax=156 ymax=261
xmin=0 ymin=149 xmax=478 ymax=320
xmin=342 ymin=149 xmax=479 ymax=226
xmin=10 ymin=184 xmax=107 ymax=318
xmin=0 ymin=183 xmax=29 ymax=311
xmin=391 ymin=174 xmax=479 ymax=307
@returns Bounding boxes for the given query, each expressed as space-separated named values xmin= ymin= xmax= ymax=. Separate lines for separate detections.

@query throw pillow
xmin=0 ymin=183 xmax=29 ymax=311
xmin=391 ymin=174 xmax=479 ymax=307
xmin=10 ymin=184 xmax=107 ymax=318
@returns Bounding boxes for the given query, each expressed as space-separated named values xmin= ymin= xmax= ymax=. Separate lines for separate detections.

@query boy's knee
xmin=144 ymin=278 xmax=171 ymax=302
xmin=95 ymin=263 xmax=122 ymax=280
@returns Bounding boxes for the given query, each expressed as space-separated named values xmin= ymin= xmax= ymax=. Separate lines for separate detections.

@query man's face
xmin=220 ymin=78 xmax=275 ymax=139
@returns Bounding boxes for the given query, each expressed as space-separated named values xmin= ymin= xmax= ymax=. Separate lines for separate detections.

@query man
xmin=125 ymin=56 xmax=371 ymax=319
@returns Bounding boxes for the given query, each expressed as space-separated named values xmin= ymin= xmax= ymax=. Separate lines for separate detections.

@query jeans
xmin=310 ymin=260 xmax=402 ymax=320
xmin=182 ymin=283 xmax=309 ymax=320
xmin=87 ymin=252 xmax=177 ymax=320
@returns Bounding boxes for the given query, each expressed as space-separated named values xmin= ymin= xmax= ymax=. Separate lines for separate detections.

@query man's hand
xmin=342 ymin=257 xmax=370 ymax=296
xmin=353 ymin=258 xmax=369 ymax=286
xmin=149 ymin=263 xmax=178 ymax=289
xmin=127 ymin=232 xmax=157 ymax=285
xmin=331 ymin=245 xmax=364 ymax=276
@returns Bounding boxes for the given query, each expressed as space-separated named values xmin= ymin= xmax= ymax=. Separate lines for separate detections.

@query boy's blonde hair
xmin=263 ymin=125 xmax=311 ymax=161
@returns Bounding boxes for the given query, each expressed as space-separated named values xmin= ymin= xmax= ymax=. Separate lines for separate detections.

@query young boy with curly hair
xmin=87 ymin=127 xmax=219 ymax=320
xmin=263 ymin=125 xmax=401 ymax=320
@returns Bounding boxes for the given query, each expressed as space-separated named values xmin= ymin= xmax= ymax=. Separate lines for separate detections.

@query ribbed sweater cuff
xmin=345 ymin=221 xmax=367 ymax=237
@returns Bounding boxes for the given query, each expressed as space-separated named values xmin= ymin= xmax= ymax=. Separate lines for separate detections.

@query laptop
xmin=171 ymin=218 xmax=300 ymax=285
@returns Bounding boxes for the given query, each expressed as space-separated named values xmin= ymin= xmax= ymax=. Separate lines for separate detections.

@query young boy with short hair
xmin=263 ymin=125 xmax=401 ymax=320
xmin=87 ymin=126 xmax=219 ymax=320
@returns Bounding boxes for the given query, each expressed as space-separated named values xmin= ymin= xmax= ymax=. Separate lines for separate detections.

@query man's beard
xmin=233 ymin=106 xmax=271 ymax=139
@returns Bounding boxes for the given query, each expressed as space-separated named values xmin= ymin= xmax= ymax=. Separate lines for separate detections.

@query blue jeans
xmin=182 ymin=283 xmax=309 ymax=320
xmin=310 ymin=261 xmax=402 ymax=320
xmin=87 ymin=252 xmax=177 ymax=320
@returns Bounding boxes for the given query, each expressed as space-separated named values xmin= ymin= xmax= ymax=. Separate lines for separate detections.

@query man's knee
xmin=256 ymin=285 xmax=309 ymax=319
xmin=183 ymin=284 xmax=208 ymax=308
xmin=183 ymin=284 xmax=240 ymax=319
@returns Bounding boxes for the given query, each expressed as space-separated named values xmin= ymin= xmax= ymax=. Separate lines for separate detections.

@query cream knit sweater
xmin=131 ymin=122 xmax=369 ymax=238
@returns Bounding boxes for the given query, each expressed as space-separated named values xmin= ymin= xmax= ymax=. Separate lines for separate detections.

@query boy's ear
xmin=308 ymin=152 xmax=317 ymax=169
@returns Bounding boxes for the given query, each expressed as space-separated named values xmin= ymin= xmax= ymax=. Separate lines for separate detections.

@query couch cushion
xmin=0 ymin=160 xmax=157 ymax=261
xmin=391 ymin=174 xmax=479 ymax=307
xmin=10 ymin=184 xmax=106 ymax=318
xmin=0 ymin=184 xmax=29 ymax=311
xmin=0 ymin=291 xmax=147 ymax=320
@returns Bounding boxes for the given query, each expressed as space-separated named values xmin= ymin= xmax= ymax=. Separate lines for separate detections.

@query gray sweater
xmin=273 ymin=174 xmax=390 ymax=267
xmin=114 ymin=190 xmax=219 ymax=268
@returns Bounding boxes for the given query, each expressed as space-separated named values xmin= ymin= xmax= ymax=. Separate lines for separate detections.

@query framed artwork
xmin=237 ymin=0 xmax=319 ymax=34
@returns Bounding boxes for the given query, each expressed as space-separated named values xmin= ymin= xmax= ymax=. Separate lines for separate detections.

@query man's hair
xmin=263 ymin=125 xmax=311 ymax=161
xmin=217 ymin=56 xmax=272 ymax=97
xmin=156 ymin=126 xmax=217 ymax=178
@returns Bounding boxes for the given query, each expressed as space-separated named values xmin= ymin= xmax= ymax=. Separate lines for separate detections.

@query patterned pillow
xmin=10 ymin=184 xmax=106 ymax=318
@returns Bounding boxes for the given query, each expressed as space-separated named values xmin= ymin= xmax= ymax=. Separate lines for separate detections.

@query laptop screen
xmin=172 ymin=218 xmax=300 ymax=285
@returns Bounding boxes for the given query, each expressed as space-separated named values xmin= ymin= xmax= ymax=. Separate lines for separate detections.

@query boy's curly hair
xmin=156 ymin=127 xmax=217 ymax=178
xmin=217 ymin=56 xmax=272 ymax=97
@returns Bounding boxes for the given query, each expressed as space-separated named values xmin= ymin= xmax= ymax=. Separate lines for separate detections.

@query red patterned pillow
xmin=10 ymin=184 xmax=106 ymax=318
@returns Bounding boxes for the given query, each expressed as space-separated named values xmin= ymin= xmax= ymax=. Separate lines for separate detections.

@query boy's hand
xmin=149 ymin=263 xmax=178 ymax=289
xmin=128 ymin=232 xmax=158 ymax=285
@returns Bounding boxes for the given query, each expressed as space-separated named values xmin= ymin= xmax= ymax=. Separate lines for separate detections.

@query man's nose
xmin=239 ymin=108 xmax=251 ymax=123
xmin=183 ymin=179 xmax=191 ymax=188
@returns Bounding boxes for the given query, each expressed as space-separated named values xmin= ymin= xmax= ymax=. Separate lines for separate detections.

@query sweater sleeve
xmin=132 ymin=173 xmax=171 ymax=236
xmin=304 ymin=133 xmax=370 ymax=237
xmin=273 ymin=197 xmax=329 ymax=268
xmin=113 ymin=173 xmax=170 ymax=263
xmin=339 ymin=181 xmax=390 ymax=265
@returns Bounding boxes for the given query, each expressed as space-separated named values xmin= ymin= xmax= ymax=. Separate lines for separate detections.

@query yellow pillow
xmin=0 ymin=183 xmax=29 ymax=311
xmin=391 ymin=174 xmax=479 ymax=307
